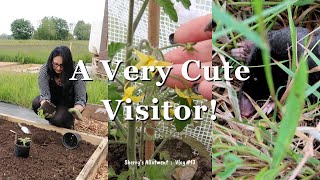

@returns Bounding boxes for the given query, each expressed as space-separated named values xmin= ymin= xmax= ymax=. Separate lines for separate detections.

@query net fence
xmin=108 ymin=0 xmax=212 ymax=152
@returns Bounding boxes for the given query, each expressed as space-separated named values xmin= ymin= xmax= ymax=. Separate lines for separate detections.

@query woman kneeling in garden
xmin=32 ymin=45 xmax=87 ymax=129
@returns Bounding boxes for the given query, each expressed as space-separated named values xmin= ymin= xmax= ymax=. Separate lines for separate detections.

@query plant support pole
xmin=144 ymin=0 xmax=160 ymax=160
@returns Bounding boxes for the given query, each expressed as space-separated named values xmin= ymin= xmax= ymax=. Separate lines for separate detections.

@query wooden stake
xmin=145 ymin=0 xmax=160 ymax=160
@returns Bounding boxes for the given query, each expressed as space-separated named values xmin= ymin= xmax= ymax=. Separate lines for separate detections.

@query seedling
xmin=18 ymin=137 xmax=32 ymax=146
xmin=37 ymin=108 xmax=45 ymax=119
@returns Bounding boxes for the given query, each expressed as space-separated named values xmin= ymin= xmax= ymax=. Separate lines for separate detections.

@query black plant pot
xmin=62 ymin=132 xmax=81 ymax=149
xmin=15 ymin=140 xmax=31 ymax=158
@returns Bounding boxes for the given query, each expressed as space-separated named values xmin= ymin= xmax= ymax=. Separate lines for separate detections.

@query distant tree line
xmin=0 ymin=34 xmax=13 ymax=39
xmin=8 ymin=17 xmax=91 ymax=40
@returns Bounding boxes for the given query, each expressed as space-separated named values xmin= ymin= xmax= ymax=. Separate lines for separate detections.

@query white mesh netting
xmin=108 ymin=0 xmax=212 ymax=152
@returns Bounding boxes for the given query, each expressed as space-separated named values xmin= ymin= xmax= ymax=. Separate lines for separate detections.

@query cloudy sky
xmin=0 ymin=0 xmax=105 ymax=35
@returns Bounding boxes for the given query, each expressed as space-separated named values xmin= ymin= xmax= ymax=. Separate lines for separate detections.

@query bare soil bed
xmin=0 ymin=119 xmax=97 ymax=179
xmin=0 ymin=62 xmax=41 ymax=73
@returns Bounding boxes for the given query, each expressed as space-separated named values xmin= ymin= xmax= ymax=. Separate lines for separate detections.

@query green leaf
xmin=108 ymin=167 xmax=117 ymax=178
xmin=254 ymin=127 xmax=264 ymax=144
xmin=109 ymin=129 xmax=117 ymax=137
xmin=181 ymin=135 xmax=210 ymax=158
xmin=212 ymin=0 xmax=296 ymax=47
xmin=273 ymin=59 xmax=320 ymax=99
xmin=144 ymin=164 xmax=176 ymax=179
xmin=217 ymin=154 xmax=243 ymax=180
xmin=176 ymin=0 xmax=191 ymax=9
xmin=270 ymin=57 xmax=308 ymax=170
xmin=156 ymin=0 xmax=178 ymax=22
xmin=306 ymin=81 xmax=320 ymax=99
xmin=118 ymin=170 xmax=131 ymax=180
xmin=288 ymin=6 xmax=297 ymax=72
xmin=255 ymin=167 xmax=268 ymax=180
xmin=159 ymin=150 xmax=171 ymax=161
xmin=212 ymin=4 xmax=264 ymax=48
xmin=173 ymin=97 xmax=192 ymax=132
xmin=262 ymin=163 xmax=288 ymax=179
xmin=37 ymin=108 xmax=45 ymax=119
xmin=108 ymin=41 xmax=126 ymax=61
xmin=117 ymin=130 xmax=127 ymax=142
xmin=294 ymin=0 xmax=315 ymax=6
xmin=305 ymin=42 xmax=320 ymax=66
xmin=220 ymin=81 xmax=242 ymax=121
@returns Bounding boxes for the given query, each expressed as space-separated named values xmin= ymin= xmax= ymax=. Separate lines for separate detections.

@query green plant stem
xmin=114 ymin=77 xmax=125 ymax=88
xmin=126 ymin=5 xmax=134 ymax=68
xmin=127 ymin=123 xmax=137 ymax=177
xmin=139 ymin=121 xmax=146 ymax=161
xmin=114 ymin=117 xmax=128 ymax=139
xmin=126 ymin=0 xmax=137 ymax=178
xmin=150 ymin=133 xmax=174 ymax=159
xmin=133 ymin=0 xmax=150 ymax=33
xmin=227 ymin=1 xmax=281 ymax=6
xmin=159 ymin=44 xmax=184 ymax=51
xmin=109 ymin=140 xmax=127 ymax=144
xmin=138 ymin=39 xmax=152 ymax=51
xmin=153 ymin=48 xmax=165 ymax=61
xmin=168 ymin=75 xmax=191 ymax=90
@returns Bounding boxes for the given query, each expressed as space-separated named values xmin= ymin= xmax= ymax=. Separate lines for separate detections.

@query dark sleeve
xmin=38 ymin=63 xmax=51 ymax=102
xmin=73 ymin=68 xmax=87 ymax=108
xmin=74 ymin=79 xmax=87 ymax=108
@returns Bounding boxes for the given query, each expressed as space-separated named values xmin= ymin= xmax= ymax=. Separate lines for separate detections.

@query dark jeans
xmin=32 ymin=96 xmax=74 ymax=129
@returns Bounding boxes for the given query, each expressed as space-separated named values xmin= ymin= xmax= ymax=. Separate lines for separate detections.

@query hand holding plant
xmin=38 ymin=101 xmax=56 ymax=119
xmin=68 ymin=108 xmax=84 ymax=121
xmin=165 ymin=14 xmax=212 ymax=100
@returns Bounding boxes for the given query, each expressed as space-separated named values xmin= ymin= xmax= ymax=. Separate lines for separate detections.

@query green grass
xmin=0 ymin=40 xmax=91 ymax=64
xmin=212 ymin=0 xmax=320 ymax=179
xmin=0 ymin=72 xmax=38 ymax=107
xmin=0 ymin=72 xmax=107 ymax=108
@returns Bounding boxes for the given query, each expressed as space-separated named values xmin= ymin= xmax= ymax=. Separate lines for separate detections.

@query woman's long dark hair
xmin=47 ymin=46 xmax=75 ymax=95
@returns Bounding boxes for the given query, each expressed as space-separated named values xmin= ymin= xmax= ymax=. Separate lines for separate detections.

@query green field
xmin=0 ymin=40 xmax=91 ymax=64
xmin=0 ymin=39 xmax=107 ymax=108
xmin=0 ymin=72 xmax=107 ymax=108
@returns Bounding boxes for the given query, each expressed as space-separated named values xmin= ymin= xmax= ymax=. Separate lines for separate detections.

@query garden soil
xmin=0 ymin=119 xmax=97 ymax=179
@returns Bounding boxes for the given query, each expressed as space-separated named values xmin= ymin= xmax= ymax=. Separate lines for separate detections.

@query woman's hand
xmin=39 ymin=100 xmax=56 ymax=119
xmin=68 ymin=104 xmax=84 ymax=121
xmin=164 ymin=14 xmax=212 ymax=100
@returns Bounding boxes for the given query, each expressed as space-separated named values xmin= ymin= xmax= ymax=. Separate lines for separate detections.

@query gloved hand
xmin=68 ymin=108 xmax=84 ymax=121
xmin=38 ymin=101 xmax=56 ymax=119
